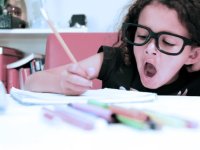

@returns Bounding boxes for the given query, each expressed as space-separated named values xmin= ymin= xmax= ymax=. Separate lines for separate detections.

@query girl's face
xmin=134 ymin=2 xmax=193 ymax=89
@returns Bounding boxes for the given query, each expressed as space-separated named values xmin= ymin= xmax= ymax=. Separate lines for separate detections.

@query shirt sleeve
xmin=97 ymin=46 xmax=122 ymax=81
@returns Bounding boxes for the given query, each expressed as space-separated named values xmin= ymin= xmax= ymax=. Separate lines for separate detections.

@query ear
xmin=185 ymin=47 xmax=200 ymax=65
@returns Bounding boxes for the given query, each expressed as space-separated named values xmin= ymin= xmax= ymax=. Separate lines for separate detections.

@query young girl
xmin=25 ymin=0 xmax=200 ymax=96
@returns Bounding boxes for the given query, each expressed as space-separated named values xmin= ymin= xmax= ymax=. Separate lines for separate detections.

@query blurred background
xmin=25 ymin=0 xmax=132 ymax=32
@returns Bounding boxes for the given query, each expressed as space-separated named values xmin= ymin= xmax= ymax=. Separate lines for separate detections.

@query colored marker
xmin=144 ymin=110 xmax=198 ymax=129
xmin=87 ymin=99 xmax=109 ymax=109
xmin=109 ymin=105 xmax=148 ymax=121
xmin=43 ymin=106 xmax=107 ymax=130
xmin=79 ymin=99 xmax=150 ymax=130
xmin=116 ymin=115 xmax=149 ymax=130
xmin=110 ymin=105 xmax=159 ymax=129
xmin=88 ymin=99 xmax=159 ymax=129
xmin=69 ymin=103 xmax=115 ymax=123
xmin=43 ymin=107 xmax=55 ymax=120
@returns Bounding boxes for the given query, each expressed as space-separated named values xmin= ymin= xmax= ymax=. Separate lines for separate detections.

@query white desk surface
xmin=0 ymin=95 xmax=200 ymax=150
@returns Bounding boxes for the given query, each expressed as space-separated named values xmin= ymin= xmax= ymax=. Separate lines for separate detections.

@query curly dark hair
xmin=116 ymin=0 xmax=200 ymax=65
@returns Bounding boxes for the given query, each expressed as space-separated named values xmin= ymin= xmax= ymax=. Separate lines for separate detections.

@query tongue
xmin=145 ymin=63 xmax=157 ymax=77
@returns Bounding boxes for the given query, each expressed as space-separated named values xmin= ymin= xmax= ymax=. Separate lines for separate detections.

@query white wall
xmin=25 ymin=0 xmax=133 ymax=32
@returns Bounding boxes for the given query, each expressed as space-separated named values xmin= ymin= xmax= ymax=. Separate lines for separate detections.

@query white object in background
xmin=25 ymin=0 xmax=48 ymax=28
xmin=0 ymin=81 xmax=7 ymax=113
xmin=6 ymin=53 xmax=44 ymax=69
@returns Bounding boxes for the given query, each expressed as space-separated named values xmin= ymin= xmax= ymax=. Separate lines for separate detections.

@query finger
xmin=61 ymin=70 xmax=93 ymax=88
xmin=60 ymin=80 xmax=90 ymax=96
xmin=86 ymin=67 xmax=96 ymax=79
xmin=63 ymin=86 xmax=89 ymax=96
xmin=69 ymin=74 xmax=93 ymax=87
xmin=67 ymin=64 xmax=88 ymax=78
xmin=119 ymin=86 xmax=126 ymax=90
xmin=130 ymin=88 xmax=138 ymax=91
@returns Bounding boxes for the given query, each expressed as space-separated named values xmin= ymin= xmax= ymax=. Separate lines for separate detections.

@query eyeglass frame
xmin=123 ymin=23 xmax=196 ymax=56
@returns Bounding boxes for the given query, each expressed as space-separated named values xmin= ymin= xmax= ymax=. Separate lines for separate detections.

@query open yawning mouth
xmin=144 ymin=62 xmax=157 ymax=77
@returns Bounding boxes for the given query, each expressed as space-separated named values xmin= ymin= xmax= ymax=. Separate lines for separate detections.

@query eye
xmin=163 ymin=40 xmax=175 ymax=46
xmin=137 ymin=35 xmax=148 ymax=40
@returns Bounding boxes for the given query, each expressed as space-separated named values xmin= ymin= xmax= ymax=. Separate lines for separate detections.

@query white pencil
xmin=40 ymin=8 xmax=77 ymax=63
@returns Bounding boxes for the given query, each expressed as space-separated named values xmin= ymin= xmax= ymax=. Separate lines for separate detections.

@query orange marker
xmin=109 ymin=105 xmax=159 ymax=129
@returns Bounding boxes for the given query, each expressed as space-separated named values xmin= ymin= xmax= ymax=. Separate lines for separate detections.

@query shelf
xmin=0 ymin=27 xmax=88 ymax=54
xmin=0 ymin=27 xmax=88 ymax=34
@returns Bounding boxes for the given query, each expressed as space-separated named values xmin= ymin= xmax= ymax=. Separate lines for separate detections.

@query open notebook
xmin=10 ymin=87 xmax=157 ymax=105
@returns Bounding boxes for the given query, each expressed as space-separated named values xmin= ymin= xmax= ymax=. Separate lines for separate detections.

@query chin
xmin=143 ymin=83 xmax=160 ymax=89
xmin=142 ymin=82 xmax=160 ymax=89
xmin=140 ymin=76 xmax=163 ymax=89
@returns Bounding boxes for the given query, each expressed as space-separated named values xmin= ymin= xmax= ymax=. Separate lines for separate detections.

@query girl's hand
xmin=59 ymin=63 xmax=96 ymax=95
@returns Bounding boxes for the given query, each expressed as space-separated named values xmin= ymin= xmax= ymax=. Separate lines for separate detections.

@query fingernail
xmin=119 ymin=86 xmax=126 ymax=90
xmin=130 ymin=88 xmax=137 ymax=91
xmin=89 ymin=81 xmax=93 ymax=88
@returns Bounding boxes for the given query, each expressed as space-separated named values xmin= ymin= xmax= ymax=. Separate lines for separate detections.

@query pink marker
xmin=42 ymin=106 xmax=107 ymax=130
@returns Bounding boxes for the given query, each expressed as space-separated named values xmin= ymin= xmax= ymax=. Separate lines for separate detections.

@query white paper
xmin=10 ymin=87 xmax=157 ymax=105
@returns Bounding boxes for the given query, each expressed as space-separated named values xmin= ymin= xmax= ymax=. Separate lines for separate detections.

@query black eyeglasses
xmin=123 ymin=23 xmax=195 ymax=56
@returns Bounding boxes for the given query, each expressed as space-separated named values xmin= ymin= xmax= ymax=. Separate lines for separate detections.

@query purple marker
xmin=69 ymin=103 xmax=115 ymax=123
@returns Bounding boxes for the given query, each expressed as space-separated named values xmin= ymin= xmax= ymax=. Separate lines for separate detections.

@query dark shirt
xmin=97 ymin=46 xmax=200 ymax=96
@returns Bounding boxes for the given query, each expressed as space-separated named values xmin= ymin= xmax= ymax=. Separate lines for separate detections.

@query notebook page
xmin=10 ymin=87 xmax=157 ymax=105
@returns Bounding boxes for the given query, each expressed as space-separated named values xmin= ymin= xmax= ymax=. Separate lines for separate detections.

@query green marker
xmin=116 ymin=115 xmax=149 ymax=130
xmin=87 ymin=99 xmax=109 ymax=109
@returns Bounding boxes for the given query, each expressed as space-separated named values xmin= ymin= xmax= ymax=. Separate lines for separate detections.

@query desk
xmin=0 ymin=95 xmax=200 ymax=150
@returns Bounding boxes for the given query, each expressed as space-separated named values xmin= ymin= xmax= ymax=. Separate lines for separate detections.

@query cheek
xmin=158 ymin=55 xmax=188 ymax=76
xmin=134 ymin=47 xmax=143 ymax=62
xmin=162 ymin=50 xmax=190 ymax=67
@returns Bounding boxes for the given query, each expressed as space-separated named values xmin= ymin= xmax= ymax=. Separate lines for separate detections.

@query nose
xmin=145 ymin=40 xmax=157 ymax=55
